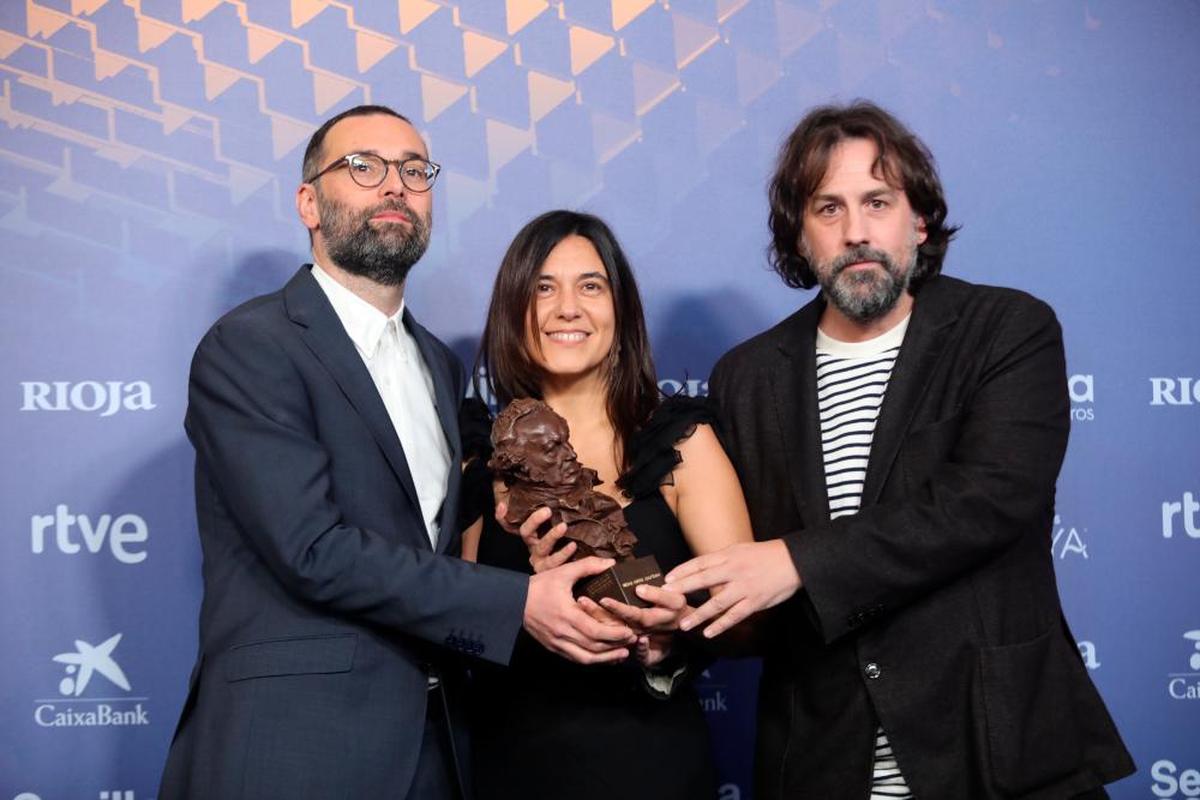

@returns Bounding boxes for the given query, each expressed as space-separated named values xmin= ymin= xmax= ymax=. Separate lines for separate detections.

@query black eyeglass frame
xmin=305 ymin=152 xmax=442 ymax=192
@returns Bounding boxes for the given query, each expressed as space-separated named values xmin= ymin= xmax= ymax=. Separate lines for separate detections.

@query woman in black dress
xmin=460 ymin=210 xmax=753 ymax=800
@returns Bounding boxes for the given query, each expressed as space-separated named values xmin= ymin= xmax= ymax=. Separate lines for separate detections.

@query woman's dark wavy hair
xmin=768 ymin=100 xmax=959 ymax=291
xmin=476 ymin=210 xmax=658 ymax=468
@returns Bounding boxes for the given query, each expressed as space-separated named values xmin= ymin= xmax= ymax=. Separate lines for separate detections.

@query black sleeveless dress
xmin=465 ymin=397 xmax=718 ymax=800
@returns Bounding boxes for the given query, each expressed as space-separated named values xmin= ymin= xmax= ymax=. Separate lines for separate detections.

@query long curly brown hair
xmin=768 ymin=100 xmax=960 ymax=291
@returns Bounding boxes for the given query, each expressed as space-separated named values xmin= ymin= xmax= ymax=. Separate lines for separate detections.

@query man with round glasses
xmin=159 ymin=105 xmax=635 ymax=800
xmin=299 ymin=121 xmax=440 ymax=294
xmin=308 ymin=151 xmax=441 ymax=192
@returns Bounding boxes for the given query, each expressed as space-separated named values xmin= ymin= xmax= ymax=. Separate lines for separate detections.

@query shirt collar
xmin=816 ymin=312 xmax=911 ymax=358
xmin=309 ymin=262 xmax=405 ymax=359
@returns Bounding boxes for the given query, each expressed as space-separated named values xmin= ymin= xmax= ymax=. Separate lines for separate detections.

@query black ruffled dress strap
xmin=616 ymin=395 xmax=717 ymax=499
xmin=457 ymin=396 xmax=495 ymax=533
xmin=459 ymin=395 xmax=494 ymax=463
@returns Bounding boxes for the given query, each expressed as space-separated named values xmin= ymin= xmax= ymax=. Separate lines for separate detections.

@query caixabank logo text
xmin=33 ymin=633 xmax=151 ymax=728
xmin=1166 ymin=630 xmax=1200 ymax=702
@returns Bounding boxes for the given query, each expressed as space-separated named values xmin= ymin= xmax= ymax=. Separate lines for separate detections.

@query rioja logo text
xmin=20 ymin=381 xmax=155 ymax=417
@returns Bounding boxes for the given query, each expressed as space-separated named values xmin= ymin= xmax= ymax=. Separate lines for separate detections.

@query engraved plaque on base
xmin=578 ymin=555 xmax=665 ymax=608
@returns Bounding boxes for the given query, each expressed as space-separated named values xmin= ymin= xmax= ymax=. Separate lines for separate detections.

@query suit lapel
xmin=404 ymin=310 xmax=464 ymax=556
xmin=283 ymin=267 xmax=422 ymax=513
xmin=404 ymin=310 xmax=460 ymax=461
xmin=860 ymin=279 xmax=961 ymax=507
xmin=771 ymin=298 xmax=831 ymax=528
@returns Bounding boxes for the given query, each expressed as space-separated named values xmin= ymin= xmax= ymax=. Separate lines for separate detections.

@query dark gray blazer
xmin=159 ymin=267 xmax=528 ymax=799
xmin=710 ymin=276 xmax=1134 ymax=800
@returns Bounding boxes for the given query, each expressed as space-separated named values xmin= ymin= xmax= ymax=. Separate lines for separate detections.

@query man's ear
xmin=297 ymin=183 xmax=320 ymax=232
xmin=915 ymin=214 xmax=928 ymax=245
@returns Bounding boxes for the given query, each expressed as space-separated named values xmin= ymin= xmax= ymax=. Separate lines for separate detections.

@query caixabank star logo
xmin=33 ymin=633 xmax=151 ymax=728
xmin=1166 ymin=630 xmax=1200 ymax=702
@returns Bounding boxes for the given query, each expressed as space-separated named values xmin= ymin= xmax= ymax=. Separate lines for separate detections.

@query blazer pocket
xmin=979 ymin=627 xmax=1083 ymax=795
xmin=224 ymin=633 xmax=357 ymax=682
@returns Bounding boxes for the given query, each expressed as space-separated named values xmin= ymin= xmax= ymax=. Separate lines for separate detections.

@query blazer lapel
xmin=404 ymin=310 xmax=463 ymax=556
xmin=282 ymin=267 xmax=422 ymax=513
xmin=771 ymin=298 xmax=831 ymax=529
xmin=404 ymin=310 xmax=460 ymax=460
xmin=860 ymin=280 xmax=961 ymax=507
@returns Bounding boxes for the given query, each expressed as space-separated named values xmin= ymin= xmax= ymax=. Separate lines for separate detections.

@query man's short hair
xmin=767 ymin=100 xmax=959 ymax=291
xmin=301 ymin=105 xmax=412 ymax=183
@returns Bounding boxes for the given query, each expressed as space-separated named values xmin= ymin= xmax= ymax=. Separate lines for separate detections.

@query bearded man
xmin=665 ymin=102 xmax=1134 ymax=799
xmin=159 ymin=105 xmax=634 ymax=800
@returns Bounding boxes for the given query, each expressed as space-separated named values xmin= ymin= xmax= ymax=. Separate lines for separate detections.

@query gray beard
xmin=813 ymin=243 xmax=916 ymax=323
xmin=319 ymin=195 xmax=431 ymax=287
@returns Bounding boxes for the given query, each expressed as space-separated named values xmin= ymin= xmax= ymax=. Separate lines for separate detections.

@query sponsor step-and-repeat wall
xmin=1 ymin=1 xmax=1197 ymax=798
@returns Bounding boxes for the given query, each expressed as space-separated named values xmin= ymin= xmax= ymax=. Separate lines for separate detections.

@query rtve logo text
xmin=31 ymin=505 xmax=149 ymax=564
xmin=19 ymin=380 xmax=155 ymax=416
xmin=1162 ymin=492 xmax=1200 ymax=540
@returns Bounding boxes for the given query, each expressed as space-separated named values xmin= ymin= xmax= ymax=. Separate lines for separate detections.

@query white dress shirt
xmin=310 ymin=263 xmax=452 ymax=548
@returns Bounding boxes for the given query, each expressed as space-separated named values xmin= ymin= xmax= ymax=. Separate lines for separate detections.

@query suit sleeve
xmin=186 ymin=316 xmax=528 ymax=664
xmin=707 ymin=356 xmax=800 ymax=645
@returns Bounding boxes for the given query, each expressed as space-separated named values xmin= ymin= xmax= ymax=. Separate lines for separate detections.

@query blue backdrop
xmin=2 ymin=1 xmax=1197 ymax=798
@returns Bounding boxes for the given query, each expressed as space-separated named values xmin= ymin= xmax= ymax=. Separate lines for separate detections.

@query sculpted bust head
xmin=488 ymin=398 xmax=636 ymax=560
xmin=488 ymin=398 xmax=583 ymax=487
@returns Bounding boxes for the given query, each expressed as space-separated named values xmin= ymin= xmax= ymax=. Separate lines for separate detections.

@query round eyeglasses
xmin=306 ymin=153 xmax=441 ymax=192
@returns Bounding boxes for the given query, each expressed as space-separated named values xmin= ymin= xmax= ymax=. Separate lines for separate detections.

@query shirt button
xmin=864 ymin=662 xmax=882 ymax=680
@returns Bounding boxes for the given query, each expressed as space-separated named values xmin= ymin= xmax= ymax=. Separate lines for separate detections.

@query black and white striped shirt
xmin=816 ymin=317 xmax=913 ymax=800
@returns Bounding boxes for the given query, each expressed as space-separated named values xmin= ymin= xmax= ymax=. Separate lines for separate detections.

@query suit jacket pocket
xmin=224 ymin=633 xmax=357 ymax=682
xmin=980 ymin=626 xmax=1083 ymax=795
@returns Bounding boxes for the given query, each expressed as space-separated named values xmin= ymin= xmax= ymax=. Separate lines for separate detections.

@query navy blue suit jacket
xmin=159 ymin=267 xmax=527 ymax=799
